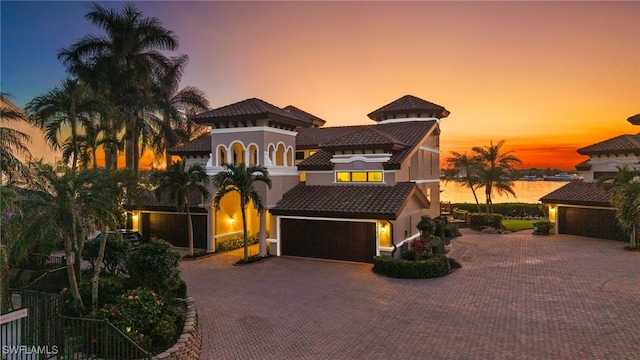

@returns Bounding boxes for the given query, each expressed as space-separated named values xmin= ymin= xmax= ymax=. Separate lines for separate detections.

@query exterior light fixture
xmin=229 ymin=216 xmax=235 ymax=224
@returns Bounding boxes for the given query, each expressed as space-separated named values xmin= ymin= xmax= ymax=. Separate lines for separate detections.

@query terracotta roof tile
xmin=282 ymin=105 xmax=326 ymax=127
xmin=270 ymin=182 xmax=424 ymax=219
xmin=574 ymin=159 xmax=591 ymax=171
xmin=295 ymin=126 xmax=363 ymax=149
xmin=578 ymin=133 xmax=640 ymax=155
xmin=628 ymin=114 xmax=640 ymax=125
xmin=540 ymin=181 xmax=612 ymax=207
xmin=168 ymin=134 xmax=211 ymax=155
xmin=128 ymin=188 xmax=209 ymax=212
xmin=297 ymin=150 xmax=334 ymax=170
xmin=191 ymin=98 xmax=310 ymax=127
xmin=320 ymin=126 xmax=408 ymax=150
xmin=367 ymin=95 xmax=449 ymax=121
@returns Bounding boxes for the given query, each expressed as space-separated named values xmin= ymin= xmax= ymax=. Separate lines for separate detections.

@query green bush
xmin=216 ymin=233 xmax=260 ymax=252
xmin=428 ymin=236 xmax=446 ymax=255
xmin=416 ymin=215 xmax=436 ymax=236
xmin=533 ymin=220 xmax=552 ymax=235
xmin=78 ymin=274 xmax=127 ymax=308
xmin=434 ymin=217 xmax=446 ymax=239
xmin=84 ymin=237 xmax=131 ymax=275
xmin=453 ymin=203 xmax=545 ymax=219
xmin=87 ymin=288 xmax=180 ymax=352
xmin=470 ymin=213 xmax=504 ymax=228
xmin=125 ymin=240 xmax=181 ymax=299
xmin=372 ymin=255 xmax=452 ymax=279
xmin=444 ymin=223 xmax=461 ymax=238
xmin=174 ymin=278 xmax=188 ymax=299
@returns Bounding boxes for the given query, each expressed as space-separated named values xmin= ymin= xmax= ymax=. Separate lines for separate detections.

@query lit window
xmin=351 ymin=172 xmax=367 ymax=182
xmin=336 ymin=172 xmax=350 ymax=182
xmin=309 ymin=150 xmax=317 ymax=156
xmin=368 ymin=172 xmax=383 ymax=182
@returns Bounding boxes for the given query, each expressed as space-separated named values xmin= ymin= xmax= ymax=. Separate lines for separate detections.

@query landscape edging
xmin=152 ymin=297 xmax=201 ymax=360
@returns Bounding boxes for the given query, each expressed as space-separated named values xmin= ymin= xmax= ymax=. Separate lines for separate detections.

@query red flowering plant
xmin=413 ymin=236 xmax=427 ymax=261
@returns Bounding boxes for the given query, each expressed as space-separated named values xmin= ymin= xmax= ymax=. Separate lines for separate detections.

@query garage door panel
xmin=281 ymin=219 xmax=376 ymax=263
xmin=558 ymin=207 xmax=627 ymax=241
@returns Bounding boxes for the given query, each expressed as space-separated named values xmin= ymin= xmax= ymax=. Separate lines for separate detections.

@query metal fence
xmin=3 ymin=288 xmax=151 ymax=359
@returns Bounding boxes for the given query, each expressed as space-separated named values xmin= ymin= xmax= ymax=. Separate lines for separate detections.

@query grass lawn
xmin=502 ymin=219 xmax=536 ymax=232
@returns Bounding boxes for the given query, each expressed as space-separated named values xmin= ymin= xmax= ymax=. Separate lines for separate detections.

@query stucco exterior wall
xmin=579 ymin=154 xmax=640 ymax=181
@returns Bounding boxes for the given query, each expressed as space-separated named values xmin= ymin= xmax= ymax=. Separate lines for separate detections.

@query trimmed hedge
xmin=216 ymin=233 xmax=260 ymax=252
xmin=373 ymin=255 xmax=452 ymax=279
xmin=470 ymin=213 xmax=504 ymax=228
xmin=533 ymin=220 xmax=552 ymax=235
xmin=453 ymin=203 xmax=545 ymax=219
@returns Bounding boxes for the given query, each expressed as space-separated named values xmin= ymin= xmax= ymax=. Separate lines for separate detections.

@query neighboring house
xmin=129 ymin=95 xmax=449 ymax=263
xmin=540 ymin=116 xmax=640 ymax=241
xmin=0 ymin=97 xmax=64 ymax=173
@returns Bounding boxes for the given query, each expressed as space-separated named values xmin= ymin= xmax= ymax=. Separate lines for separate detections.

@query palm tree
xmin=444 ymin=151 xmax=482 ymax=212
xmin=58 ymin=3 xmax=179 ymax=175
xmin=598 ymin=165 xmax=640 ymax=248
xmin=212 ymin=163 xmax=272 ymax=262
xmin=0 ymin=93 xmax=32 ymax=182
xmin=150 ymin=160 xmax=209 ymax=256
xmin=26 ymin=79 xmax=106 ymax=171
xmin=63 ymin=121 xmax=120 ymax=169
xmin=472 ymin=140 xmax=522 ymax=214
xmin=151 ymin=55 xmax=210 ymax=169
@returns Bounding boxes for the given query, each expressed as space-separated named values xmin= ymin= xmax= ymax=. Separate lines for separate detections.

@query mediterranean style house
xmin=540 ymin=114 xmax=640 ymax=241
xmin=129 ymin=95 xmax=449 ymax=263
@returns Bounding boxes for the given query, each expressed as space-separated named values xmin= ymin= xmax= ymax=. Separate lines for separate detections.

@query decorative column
xmin=259 ymin=210 xmax=267 ymax=256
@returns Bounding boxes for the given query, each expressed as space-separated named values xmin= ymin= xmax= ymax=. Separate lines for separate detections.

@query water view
xmin=440 ymin=180 xmax=567 ymax=204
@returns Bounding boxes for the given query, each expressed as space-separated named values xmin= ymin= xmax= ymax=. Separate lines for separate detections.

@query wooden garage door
xmin=558 ymin=207 xmax=627 ymax=241
xmin=141 ymin=212 xmax=208 ymax=249
xmin=280 ymin=219 xmax=377 ymax=263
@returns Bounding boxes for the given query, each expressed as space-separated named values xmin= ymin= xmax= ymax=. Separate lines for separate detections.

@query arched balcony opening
xmin=267 ymin=144 xmax=276 ymax=166
xmin=247 ymin=144 xmax=259 ymax=166
xmin=217 ymin=146 xmax=228 ymax=166
xmin=275 ymin=143 xmax=286 ymax=166
xmin=230 ymin=142 xmax=245 ymax=165
xmin=286 ymin=146 xmax=294 ymax=166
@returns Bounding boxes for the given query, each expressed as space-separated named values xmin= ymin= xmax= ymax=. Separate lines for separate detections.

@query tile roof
xmin=367 ymin=95 xmax=449 ymax=121
xmin=270 ymin=182 xmax=427 ymax=219
xmin=539 ymin=181 xmax=612 ymax=207
xmin=191 ymin=98 xmax=311 ymax=127
xmin=578 ymin=133 xmax=640 ymax=156
xmin=128 ymin=188 xmax=209 ymax=212
xmin=628 ymin=114 xmax=640 ymax=125
xmin=282 ymin=105 xmax=326 ymax=127
xmin=319 ymin=126 xmax=409 ymax=150
xmin=574 ymin=159 xmax=591 ymax=171
xmin=168 ymin=134 xmax=211 ymax=155
xmin=297 ymin=121 xmax=437 ymax=170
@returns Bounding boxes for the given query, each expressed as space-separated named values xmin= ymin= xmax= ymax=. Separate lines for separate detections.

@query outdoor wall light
xmin=229 ymin=216 xmax=235 ymax=224
xmin=380 ymin=224 xmax=386 ymax=233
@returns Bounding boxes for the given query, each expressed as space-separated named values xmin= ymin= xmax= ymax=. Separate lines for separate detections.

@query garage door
xmin=558 ymin=207 xmax=627 ymax=241
xmin=280 ymin=219 xmax=376 ymax=263
xmin=141 ymin=212 xmax=208 ymax=249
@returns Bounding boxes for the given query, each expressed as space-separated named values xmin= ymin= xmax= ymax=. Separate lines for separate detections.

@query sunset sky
xmin=2 ymin=1 xmax=639 ymax=170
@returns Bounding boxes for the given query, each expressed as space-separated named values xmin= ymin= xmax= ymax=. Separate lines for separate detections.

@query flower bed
xmin=152 ymin=297 xmax=200 ymax=360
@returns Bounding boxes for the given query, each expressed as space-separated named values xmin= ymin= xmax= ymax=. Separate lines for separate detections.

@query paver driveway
xmin=181 ymin=229 xmax=640 ymax=359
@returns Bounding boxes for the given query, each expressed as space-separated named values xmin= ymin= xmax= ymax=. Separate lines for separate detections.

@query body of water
xmin=440 ymin=180 xmax=567 ymax=204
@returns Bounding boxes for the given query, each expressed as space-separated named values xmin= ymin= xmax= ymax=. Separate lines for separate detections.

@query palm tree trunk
xmin=186 ymin=199 xmax=194 ymax=256
xmin=165 ymin=149 xmax=173 ymax=170
xmin=241 ymin=203 xmax=248 ymax=263
xmin=91 ymin=226 xmax=108 ymax=310
xmin=471 ymin=187 xmax=481 ymax=212
xmin=63 ymin=233 xmax=84 ymax=313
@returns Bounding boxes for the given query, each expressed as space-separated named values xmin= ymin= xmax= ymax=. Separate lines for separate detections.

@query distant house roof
xmin=628 ymin=114 xmax=640 ymax=126
xmin=282 ymin=105 xmax=326 ymax=128
xmin=190 ymin=98 xmax=311 ymax=129
xmin=539 ymin=181 xmax=612 ymax=207
xmin=168 ymin=134 xmax=211 ymax=156
xmin=270 ymin=182 xmax=429 ymax=220
xmin=577 ymin=133 xmax=640 ymax=156
xmin=575 ymin=159 xmax=592 ymax=171
xmin=367 ymin=95 xmax=449 ymax=121
xmin=127 ymin=188 xmax=208 ymax=213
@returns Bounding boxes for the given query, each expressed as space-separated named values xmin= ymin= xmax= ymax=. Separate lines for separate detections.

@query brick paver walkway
xmin=181 ymin=229 xmax=640 ymax=359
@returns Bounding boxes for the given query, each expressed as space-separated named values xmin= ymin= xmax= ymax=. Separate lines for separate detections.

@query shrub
xmin=372 ymin=255 xmax=451 ymax=279
xmin=87 ymin=288 xmax=179 ymax=351
xmin=416 ymin=215 xmax=436 ymax=236
xmin=125 ymin=240 xmax=181 ymax=299
xmin=453 ymin=203 xmax=545 ymax=219
xmin=533 ymin=220 xmax=552 ymax=235
xmin=174 ymin=278 xmax=188 ymax=299
xmin=84 ymin=237 xmax=131 ymax=275
xmin=449 ymin=257 xmax=462 ymax=269
xmin=470 ymin=213 xmax=503 ymax=228
xmin=434 ymin=217 xmax=447 ymax=239
xmin=78 ymin=274 xmax=127 ymax=308
xmin=428 ymin=236 xmax=446 ymax=255
xmin=444 ymin=223 xmax=461 ymax=238
xmin=216 ymin=232 xmax=260 ymax=252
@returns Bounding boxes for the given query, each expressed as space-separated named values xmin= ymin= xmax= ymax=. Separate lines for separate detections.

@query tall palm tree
xmin=63 ymin=121 xmax=120 ymax=169
xmin=472 ymin=140 xmax=522 ymax=214
xmin=212 ymin=163 xmax=272 ymax=262
xmin=445 ymin=151 xmax=482 ymax=212
xmin=58 ymin=3 xmax=179 ymax=175
xmin=0 ymin=93 xmax=32 ymax=182
xmin=151 ymin=160 xmax=209 ymax=256
xmin=151 ymin=55 xmax=210 ymax=169
xmin=26 ymin=79 xmax=106 ymax=171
